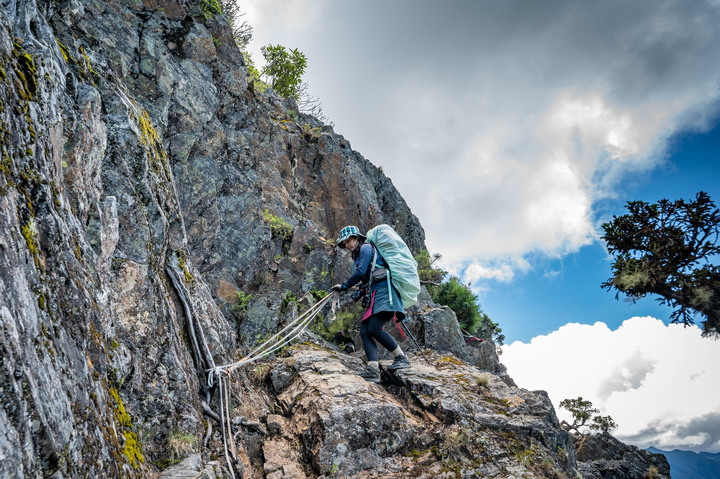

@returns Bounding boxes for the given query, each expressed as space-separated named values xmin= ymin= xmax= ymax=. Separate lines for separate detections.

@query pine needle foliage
xmin=602 ymin=191 xmax=720 ymax=337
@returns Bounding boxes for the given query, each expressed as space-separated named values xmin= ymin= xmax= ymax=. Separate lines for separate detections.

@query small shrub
xmin=281 ymin=291 xmax=297 ymax=315
xmin=249 ymin=363 xmax=271 ymax=384
xmin=166 ymin=431 xmax=196 ymax=463
xmin=262 ymin=210 xmax=293 ymax=243
xmin=199 ymin=0 xmax=221 ymax=20
xmin=301 ymin=123 xmax=322 ymax=140
xmin=645 ymin=465 xmax=661 ymax=479
xmin=260 ymin=44 xmax=307 ymax=100
xmin=231 ymin=291 xmax=252 ymax=319
xmin=309 ymin=288 xmax=328 ymax=302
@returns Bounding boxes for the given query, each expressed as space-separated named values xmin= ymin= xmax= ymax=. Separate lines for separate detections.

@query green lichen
xmin=37 ymin=294 xmax=46 ymax=310
xmin=110 ymin=387 xmax=145 ymax=469
xmin=9 ymin=49 xmax=37 ymax=141
xmin=132 ymin=105 xmax=172 ymax=186
xmin=78 ymin=46 xmax=99 ymax=81
xmin=177 ymin=249 xmax=195 ymax=288
xmin=13 ymin=43 xmax=38 ymax=101
xmin=56 ymin=40 xmax=98 ymax=83
xmin=0 ymin=154 xmax=14 ymax=187
xmin=50 ymin=181 xmax=61 ymax=208
xmin=21 ymin=219 xmax=42 ymax=270
xmin=438 ymin=355 xmax=464 ymax=366
xmin=110 ymin=387 xmax=131 ymax=427
xmin=123 ymin=431 xmax=145 ymax=469
xmin=56 ymin=39 xmax=72 ymax=64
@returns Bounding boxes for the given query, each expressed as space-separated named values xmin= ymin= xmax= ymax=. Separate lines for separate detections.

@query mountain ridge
xmin=647 ymin=447 xmax=720 ymax=479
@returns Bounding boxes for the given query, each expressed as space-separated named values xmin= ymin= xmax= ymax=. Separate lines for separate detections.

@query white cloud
xmin=502 ymin=317 xmax=720 ymax=452
xmin=243 ymin=1 xmax=720 ymax=281
xmin=464 ymin=262 xmax=514 ymax=283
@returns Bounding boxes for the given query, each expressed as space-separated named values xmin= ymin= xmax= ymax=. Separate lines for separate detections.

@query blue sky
xmin=243 ymin=0 xmax=720 ymax=452
xmin=485 ymin=121 xmax=720 ymax=343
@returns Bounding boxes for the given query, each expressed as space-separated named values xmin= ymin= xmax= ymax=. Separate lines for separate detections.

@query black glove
xmin=331 ymin=284 xmax=343 ymax=292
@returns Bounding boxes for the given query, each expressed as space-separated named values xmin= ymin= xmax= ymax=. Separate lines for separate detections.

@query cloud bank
xmin=502 ymin=317 xmax=720 ymax=452
xmin=244 ymin=0 xmax=720 ymax=280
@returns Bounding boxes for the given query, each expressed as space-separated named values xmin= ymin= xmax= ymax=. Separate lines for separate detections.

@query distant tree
xmin=560 ymin=397 xmax=617 ymax=434
xmin=590 ymin=415 xmax=618 ymax=433
xmin=601 ymin=191 xmax=720 ymax=337
xmin=415 ymin=249 xmax=447 ymax=287
xmin=260 ymin=44 xmax=307 ymax=100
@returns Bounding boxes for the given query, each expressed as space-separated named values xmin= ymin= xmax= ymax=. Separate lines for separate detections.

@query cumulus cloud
xmin=502 ymin=317 xmax=720 ymax=452
xmin=462 ymin=257 xmax=530 ymax=284
xmin=244 ymin=0 xmax=720 ymax=278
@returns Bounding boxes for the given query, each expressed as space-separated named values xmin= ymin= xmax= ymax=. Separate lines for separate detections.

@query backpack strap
xmin=369 ymin=243 xmax=393 ymax=307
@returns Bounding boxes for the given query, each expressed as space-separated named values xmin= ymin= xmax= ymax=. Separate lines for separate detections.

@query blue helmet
xmin=336 ymin=225 xmax=366 ymax=247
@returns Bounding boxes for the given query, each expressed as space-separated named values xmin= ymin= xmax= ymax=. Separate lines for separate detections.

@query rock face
xmin=0 ymin=0 xmax=669 ymax=477
xmin=575 ymin=433 xmax=671 ymax=479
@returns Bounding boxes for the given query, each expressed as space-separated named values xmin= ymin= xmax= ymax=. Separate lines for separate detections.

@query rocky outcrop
xmin=575 ymin=433 xmax=671 ymax=479
xmin=404 ymin=288 xmax=515 ymax=385
xmin=0 ymin=0 xmax=670 ymax=477
xmin=240 ymin=343 xmax=578 ymax=478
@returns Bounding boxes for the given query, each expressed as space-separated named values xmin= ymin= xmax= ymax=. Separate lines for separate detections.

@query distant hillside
xmin=648 ymin=447 xmax=720 ymax=479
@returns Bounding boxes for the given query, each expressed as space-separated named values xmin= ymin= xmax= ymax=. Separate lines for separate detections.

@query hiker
xmin=332 ymin=225 xmax=411 ymax=382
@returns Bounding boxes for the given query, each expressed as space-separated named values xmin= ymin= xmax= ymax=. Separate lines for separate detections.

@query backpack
xmin=365 ymin=224 xmax=421 ymax=309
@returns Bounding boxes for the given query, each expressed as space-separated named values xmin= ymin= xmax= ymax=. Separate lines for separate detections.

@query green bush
xmin=231 ymin=291 xmax=252 ymax=320
xmin=260 ymin=44 xmax=307 ymax=100
xmin=433 ymin=277 xmax=483 ymax=333
xmin=261 ymin=209 xmax=293 ymax=241
xmin=199 ymin=0 xmax=221 ymax=19
xmin=414 ymin=250 xmax=503 ymax=344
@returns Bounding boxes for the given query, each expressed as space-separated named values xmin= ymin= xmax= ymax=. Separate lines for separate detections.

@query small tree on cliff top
xmin=601 ymin=191 xmax=720 ymax=337
xmin=260 ymin=44 xmax=307 ymax=101
xmin=560 ymin=397 xmax=617 ymax=435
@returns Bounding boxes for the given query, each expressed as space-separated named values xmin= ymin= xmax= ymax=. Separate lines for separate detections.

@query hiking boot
xmin=359 ymin=366 xmax=381 ymax=383
xmin=388 ymin=354 xmax=410 ymax=371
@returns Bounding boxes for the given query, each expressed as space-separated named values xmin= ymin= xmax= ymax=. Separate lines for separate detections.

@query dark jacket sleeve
xmin=341 ymin=243 xmax=374 ymax=290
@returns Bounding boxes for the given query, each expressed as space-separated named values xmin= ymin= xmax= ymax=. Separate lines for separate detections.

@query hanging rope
xmin=213 ymin=290 xmax=338 ymax=477
xmin=167 ymin=250 xmax=341 ymax=478
xmin=212 ymin=291 xmax=337 ymax=375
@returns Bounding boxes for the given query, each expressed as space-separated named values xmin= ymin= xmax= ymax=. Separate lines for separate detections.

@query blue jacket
xmin=341 ymin=242 xmax=405 ymax=317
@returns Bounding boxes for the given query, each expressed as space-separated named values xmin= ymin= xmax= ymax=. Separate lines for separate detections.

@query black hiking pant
xmin=360 ymin=311 xmax=399 ymax=362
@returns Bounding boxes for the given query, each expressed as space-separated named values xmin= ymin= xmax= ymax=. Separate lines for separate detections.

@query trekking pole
xmin=399 ymin=321 xmax=432 ymax=366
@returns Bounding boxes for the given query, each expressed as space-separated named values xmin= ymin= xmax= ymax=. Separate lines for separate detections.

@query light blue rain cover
xmin=366 ymin=224 xmax=421 ymax=309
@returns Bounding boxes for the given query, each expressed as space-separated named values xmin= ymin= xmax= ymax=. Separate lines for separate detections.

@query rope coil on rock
xmin=211 ymin=291 xmax=337 ymax=478
xmin=167 ymin=252 xmax=341 ymax=478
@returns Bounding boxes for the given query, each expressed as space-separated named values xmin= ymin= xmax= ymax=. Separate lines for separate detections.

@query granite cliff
xmin=0 ymin=0 xmax=669 ymax=477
